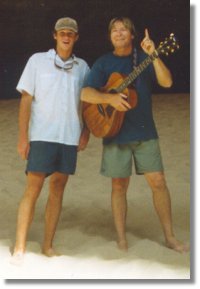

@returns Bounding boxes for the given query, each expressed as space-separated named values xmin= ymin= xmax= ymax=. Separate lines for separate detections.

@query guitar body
xmin=82 ymin=72 xmax=138 ymax=138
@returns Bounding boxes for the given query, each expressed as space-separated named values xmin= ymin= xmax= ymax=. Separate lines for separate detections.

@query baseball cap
xmin=54 ymin=17 xmax=78 ymax=33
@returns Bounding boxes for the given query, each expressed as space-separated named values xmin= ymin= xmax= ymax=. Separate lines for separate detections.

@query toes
xmin=10 ymin=252 xmax=24 ymax=266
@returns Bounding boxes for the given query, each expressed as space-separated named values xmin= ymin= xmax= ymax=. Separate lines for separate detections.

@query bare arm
xmin=78 ymin=126 xmax=90 ymax=151
xmin=141 ymin=29 xmax=173 ymax=88
xmin=152 ymin=57 xmax=173 ymax=88
xmin=81 ymin=87 xmax=131 ymax=111
xmin=17 ymin=91 xmax=33 ymax=160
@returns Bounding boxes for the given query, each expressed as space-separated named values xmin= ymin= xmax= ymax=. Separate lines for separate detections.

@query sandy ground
xmin=0 ymin=93 xmax=190 ymax=279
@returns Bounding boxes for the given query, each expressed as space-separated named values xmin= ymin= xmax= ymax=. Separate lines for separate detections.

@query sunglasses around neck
xmin=54 ymin=53 xmax=78 ymax=71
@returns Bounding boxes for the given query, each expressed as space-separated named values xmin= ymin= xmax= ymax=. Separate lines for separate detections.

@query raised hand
xmin=141 ymin=28 xmax=156 ymax=55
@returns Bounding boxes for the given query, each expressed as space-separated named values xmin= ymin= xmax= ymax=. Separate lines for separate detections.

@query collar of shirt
xmin=46 ymin=49 xmax=79 ymax=66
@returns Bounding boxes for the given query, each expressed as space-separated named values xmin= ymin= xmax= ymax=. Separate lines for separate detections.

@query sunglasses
xmin=54 ymin=53 xmax=78 ymax=71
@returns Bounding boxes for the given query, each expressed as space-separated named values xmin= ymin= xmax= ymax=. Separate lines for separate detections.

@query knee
xmin=148 ymin=174 xmax=168 ymax=193
xmin=25 ymin=173 xmax=45 ymax=201
xmin=50 ymin=175 xmax=68 ymax=194
xmin=24 ymin=183 xmax=43 ymax=202
xmin=112 ymin=178 xmax=129 ymax=195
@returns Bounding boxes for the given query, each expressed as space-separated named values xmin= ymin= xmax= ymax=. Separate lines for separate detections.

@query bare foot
xmin=10 ymin=251 xmax=24 ymax=266
xmin=117 ymin=240 xmax=128 ymax=251
xmin=166 ymin=237 xmax=189 ymax=253
xmin=42 ymin=247 xmax=61 ymax=257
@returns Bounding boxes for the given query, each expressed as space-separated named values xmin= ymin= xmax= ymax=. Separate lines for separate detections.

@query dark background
xmin=0 ymin=0 xmax=190 ymax=99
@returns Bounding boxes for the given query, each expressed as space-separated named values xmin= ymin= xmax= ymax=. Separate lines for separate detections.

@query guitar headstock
xmin=157 ymin=33 xmax=180 ymax=56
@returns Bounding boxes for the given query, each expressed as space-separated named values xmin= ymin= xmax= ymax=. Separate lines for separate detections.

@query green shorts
xmin=100 ymin=139 xmax=164 ymax=178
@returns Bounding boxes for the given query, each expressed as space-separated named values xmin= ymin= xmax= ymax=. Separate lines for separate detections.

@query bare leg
xmin=42 ymin=172 xmax=68 ymax=257
xmin=111 ymin=177 xmax=130 ymax=251
xmin=11 ymin=173 xmax=46 ymax=264
xmin=145 ymin=172 xmax=189 ymax=253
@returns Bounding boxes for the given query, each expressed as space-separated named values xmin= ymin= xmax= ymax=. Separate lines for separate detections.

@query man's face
xmin=54 ymin=29 xmax=78 ymax=52
xmin=110 ymin=21 xmax=133 ymax=49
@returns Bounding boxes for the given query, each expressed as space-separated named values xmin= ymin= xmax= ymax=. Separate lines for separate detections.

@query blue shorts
xmin=26 ymin=141 xmax=77 ymax=176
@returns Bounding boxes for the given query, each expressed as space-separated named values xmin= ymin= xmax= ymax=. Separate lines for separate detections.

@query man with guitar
xmin=81 ymin=17 xmax=188 ymax=253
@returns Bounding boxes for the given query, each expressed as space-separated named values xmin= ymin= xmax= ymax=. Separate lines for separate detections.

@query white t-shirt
xmin=16 ymin=49 xmax=90 ymax=145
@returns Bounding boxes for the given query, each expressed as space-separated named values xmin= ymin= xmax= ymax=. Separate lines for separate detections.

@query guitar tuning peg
xmin=170 ymin=49 xmax=175 ymax=53
xmin=170 ymin=33 xmax=174 ymax=37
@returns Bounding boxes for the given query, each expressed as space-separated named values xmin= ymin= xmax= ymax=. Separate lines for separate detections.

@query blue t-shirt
xmin=84 ymin=51 xmax=158 ymax=144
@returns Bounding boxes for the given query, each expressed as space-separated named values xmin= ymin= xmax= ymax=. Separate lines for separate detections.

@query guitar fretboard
xmin=116 ymin=50 xmax=159 ymax=93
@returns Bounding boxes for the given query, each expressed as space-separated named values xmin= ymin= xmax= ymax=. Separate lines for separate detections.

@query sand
xmin=0 ymin=94 xmax=190 ymax=279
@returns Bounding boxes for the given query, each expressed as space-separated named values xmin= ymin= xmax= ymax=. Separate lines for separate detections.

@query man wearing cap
xmin=11 ymin=17 xmax=90 ymax=263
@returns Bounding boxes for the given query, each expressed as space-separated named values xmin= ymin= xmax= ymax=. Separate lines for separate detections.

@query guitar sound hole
xmin=106 ymin=88 xmax=117 ymax=117
xmin=106 ymin=105 xmax=114 ymax=117
xmin=97 ymin=104 xmax=105 ymax=116
xmin=97 ymin=89 xmax=116 ymax=118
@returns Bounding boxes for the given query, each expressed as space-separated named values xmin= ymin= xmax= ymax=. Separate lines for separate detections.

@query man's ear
xmin=53 ymin=32 xmax=57 ymax=40
xmin=75 ymin=34 xmax=79 ymax=42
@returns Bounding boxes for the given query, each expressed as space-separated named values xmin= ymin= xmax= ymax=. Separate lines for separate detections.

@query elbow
xmin=159 ymin=77 xmax=173 ymax=88
xmin=164 ymin=72 xmax=173 ymax=88
xmin=162 ymin=80 xmax=173 ymax=88
xmin=165 ymin=79 xmax=173 ymax=88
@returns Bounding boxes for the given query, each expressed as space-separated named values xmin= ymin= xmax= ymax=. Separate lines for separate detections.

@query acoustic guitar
xmin=83 ymin=33 xmax=179 ymax=138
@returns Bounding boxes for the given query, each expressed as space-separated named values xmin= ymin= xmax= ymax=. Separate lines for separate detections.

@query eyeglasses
xmin=54 ymin=53 xmax=78 ymax=72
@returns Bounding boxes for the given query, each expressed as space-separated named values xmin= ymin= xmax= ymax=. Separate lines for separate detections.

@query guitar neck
xmin=116 ymin=50 xmax=159 ymax=93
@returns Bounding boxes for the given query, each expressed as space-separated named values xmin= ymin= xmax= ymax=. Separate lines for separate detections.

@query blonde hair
xmin=108 ymin=17 xmax=136 ymax=37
